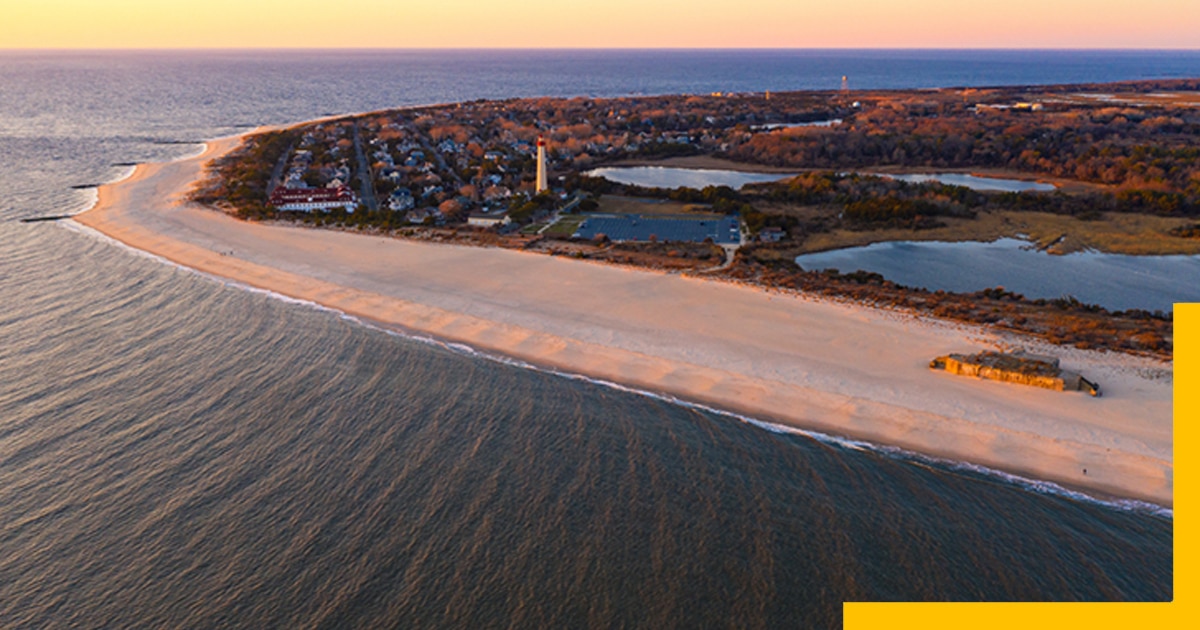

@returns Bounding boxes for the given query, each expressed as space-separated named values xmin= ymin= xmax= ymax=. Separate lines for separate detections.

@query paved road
xmin=267 ymin=140 xmax=296 ymax=194
xmin=352 ymin=123 xmax=379 ymax=211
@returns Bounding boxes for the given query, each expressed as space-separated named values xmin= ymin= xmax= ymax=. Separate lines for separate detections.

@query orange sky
xmin=1 ymin=0 xmax=1198 ymax=49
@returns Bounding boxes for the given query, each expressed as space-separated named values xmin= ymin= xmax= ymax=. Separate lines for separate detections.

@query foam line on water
xmin=358 ymin=314 xmax=1175 ymax=519
xmin=63 ymin=218 xmax=1174 ymax=519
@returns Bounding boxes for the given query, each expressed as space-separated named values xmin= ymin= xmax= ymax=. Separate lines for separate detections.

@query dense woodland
xmin=729 ymin=96 xmax=1200 ymax=194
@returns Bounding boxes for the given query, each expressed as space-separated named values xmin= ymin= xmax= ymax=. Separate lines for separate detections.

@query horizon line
xmin=3 ymin=46 xmax=1200 ymax=52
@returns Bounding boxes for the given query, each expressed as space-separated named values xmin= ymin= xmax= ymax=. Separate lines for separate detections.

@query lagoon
xmin=795 ymin=237 xmax=1200 ymax=312
xmin=869 ymin=172 xmax=1057 ymax=192
xmin=587 ymin=166 xmax=794 ymax=190
xmin=753 ymin=119 xmax=843 ymax=130
xmin=587 ymin=167 xmax=1056 ymax=193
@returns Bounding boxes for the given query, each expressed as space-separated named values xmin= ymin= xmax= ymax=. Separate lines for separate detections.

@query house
xmin=483 ymin=185 xmax=512 ymax=201
xmin=269 ymin=185 xmax=357 ymax=212
xmin=759 ymin=227 xmax=785 ymax=243
xmin=406 ymin=208 xmax=434 ymax=224
xmin=388 ymin=189 xmax=414 ymax=211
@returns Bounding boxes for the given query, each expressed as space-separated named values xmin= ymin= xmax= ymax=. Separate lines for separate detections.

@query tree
xmin=438 ymin=199 xmax=464 ymax=222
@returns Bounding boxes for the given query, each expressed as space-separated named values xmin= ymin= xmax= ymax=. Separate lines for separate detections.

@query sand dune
xmin=74 ymin=133 xmax=1174 ymax=506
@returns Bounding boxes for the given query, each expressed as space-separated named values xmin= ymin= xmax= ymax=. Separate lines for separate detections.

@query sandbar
xmin=74 ymin=132 xmax=1174 ymax=507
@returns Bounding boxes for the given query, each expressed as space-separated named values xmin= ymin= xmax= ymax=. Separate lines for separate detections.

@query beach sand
xmin=74 ymin=133 xmax=1174 ymax=507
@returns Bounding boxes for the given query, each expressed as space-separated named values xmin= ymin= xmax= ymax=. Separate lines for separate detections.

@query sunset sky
xmin=1 ymin=0 xmax=1198 ymax=49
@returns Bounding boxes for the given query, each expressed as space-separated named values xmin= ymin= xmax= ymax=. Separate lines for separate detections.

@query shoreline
xmin=73 ymin=130 xmax=1174 ymax=507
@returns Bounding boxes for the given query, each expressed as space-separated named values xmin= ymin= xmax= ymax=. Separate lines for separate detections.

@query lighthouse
xmin=535 ymin=135 xmax=549 ymax=194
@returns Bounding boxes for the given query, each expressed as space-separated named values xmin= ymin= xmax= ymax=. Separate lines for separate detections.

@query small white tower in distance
xmin=841 ymin=75 xmax=849 ymax=94
xmin=535 ymin=135 xmax=549 ymax=194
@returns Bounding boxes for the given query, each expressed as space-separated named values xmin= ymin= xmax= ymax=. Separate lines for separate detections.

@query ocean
xmin=0 ymin=50 xmax=1185 ymax=628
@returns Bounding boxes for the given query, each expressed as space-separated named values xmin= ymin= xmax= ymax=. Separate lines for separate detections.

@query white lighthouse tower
xmin=535 ymin=135 xmax=549 ymax=194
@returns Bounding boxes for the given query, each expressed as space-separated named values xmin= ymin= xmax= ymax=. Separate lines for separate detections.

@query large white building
xmin=269 ymin=185 xmax=357 ymax=212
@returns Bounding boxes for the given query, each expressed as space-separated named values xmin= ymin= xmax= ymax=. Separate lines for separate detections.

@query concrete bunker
xmin=930 ymin=349 xmax=1100 ymax=396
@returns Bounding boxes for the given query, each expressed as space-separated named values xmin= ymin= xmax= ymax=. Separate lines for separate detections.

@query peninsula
xmin=76 ymin=81 xmax=1184 ymax=506
xmin=192 ymin=80 xmax=1197 ymax=358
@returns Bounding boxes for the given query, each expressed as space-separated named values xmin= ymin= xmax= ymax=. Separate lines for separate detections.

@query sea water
xmin=0 ymin=50 xmax=1185 ymax=628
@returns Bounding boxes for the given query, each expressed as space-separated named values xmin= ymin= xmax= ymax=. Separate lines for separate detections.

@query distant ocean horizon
xmin=0 ymin=49 xmax=1180 ymax=628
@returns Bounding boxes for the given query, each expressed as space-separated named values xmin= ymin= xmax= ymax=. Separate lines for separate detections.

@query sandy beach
xmin=74 ymin=133 xmax=1174 ymax=507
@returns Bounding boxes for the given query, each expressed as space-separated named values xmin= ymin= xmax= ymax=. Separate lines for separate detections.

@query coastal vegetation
xmin=190 ymin=79 xmax=1200 ymax=358
xmin=192 ymin=128 xmax=299 ymax=218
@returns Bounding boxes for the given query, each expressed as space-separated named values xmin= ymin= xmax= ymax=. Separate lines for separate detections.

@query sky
xmin=1 ymin=0 xmax=1198 ymax=49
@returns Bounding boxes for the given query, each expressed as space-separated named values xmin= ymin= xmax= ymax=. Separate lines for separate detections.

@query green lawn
xmin=543 ymin=215 xmax=586 ymax=237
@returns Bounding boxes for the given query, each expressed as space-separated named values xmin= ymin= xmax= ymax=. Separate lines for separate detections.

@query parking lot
xmin=572 ymin=214 xmax=741 ymax=245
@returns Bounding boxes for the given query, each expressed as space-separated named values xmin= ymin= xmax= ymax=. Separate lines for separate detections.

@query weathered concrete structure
xmin=930 ymin=350 xmax=1101 ymax=396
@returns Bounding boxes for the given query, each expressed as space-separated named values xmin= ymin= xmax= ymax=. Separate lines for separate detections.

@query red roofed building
xmin=269 ymin=185 xmax=357 ymax=212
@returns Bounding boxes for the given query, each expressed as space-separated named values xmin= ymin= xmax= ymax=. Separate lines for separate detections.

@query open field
xmin=542 ymin=215 xmax=585 ymax=236
xmin=596 ymin=195 xmax=718 ymax=216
